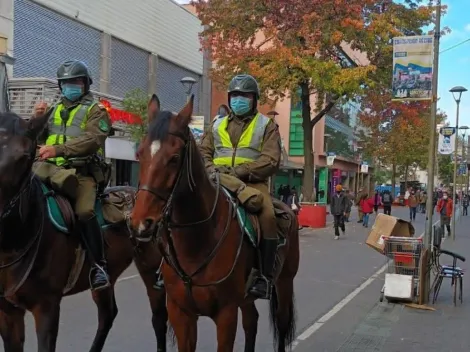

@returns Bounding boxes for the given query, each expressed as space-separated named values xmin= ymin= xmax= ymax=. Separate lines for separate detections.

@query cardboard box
xmin=366 ymin=213 xmax=415 ymax=255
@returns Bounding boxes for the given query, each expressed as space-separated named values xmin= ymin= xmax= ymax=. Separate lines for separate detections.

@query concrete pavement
xmin=295 ymin=208 xmax=470 ymax=352
xmin=1 ymin=206 xmax=420 ymax=351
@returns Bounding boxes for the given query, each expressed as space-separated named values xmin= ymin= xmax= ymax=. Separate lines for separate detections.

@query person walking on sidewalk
xmin=437 ymin=192 xmax=453 ymax=237
xmin=381 ymin=190 xmax=393 ymax=215
xmin=355 ymin=188 xmax=365 ymax=223
xmin=331 ymin=185 xmax=347 ymax=240
xmin=373 ymin=190 xmax=381 ymax=214
xmin=463 ymin=194 xmax=468 ymax=216
xmin=408 ymin=190 xmax=419 ymax=222
xmin=287 ymin=189 xmax=303 ymax=230
xmin=419 ymin=191 xmax=427 ymax=213
xmin=360 ymin=194 xmax=375 ymax=228
xmin=344 ymin=189 xmax=353 ymax=222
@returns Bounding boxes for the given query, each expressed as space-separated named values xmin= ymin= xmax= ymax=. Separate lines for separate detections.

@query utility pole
xmin=423 ymin=0 xmax=442 ymax=303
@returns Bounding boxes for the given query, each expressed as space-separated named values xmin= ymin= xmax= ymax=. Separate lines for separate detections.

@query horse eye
xmin=170 ymin=154 xmax=179 ymax=163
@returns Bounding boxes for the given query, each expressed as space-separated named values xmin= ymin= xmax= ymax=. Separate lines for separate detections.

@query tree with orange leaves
xmin=193 ymin=0 xmax=434 ymax=201
xmin=358 ymin=87 xmax=446 ymax=193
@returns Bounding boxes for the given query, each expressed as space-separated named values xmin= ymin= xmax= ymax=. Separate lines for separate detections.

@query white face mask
xmin=443 ymin=195 xmax=448 ymax=200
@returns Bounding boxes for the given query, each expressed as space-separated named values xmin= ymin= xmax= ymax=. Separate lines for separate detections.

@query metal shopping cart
xmin=379 ymin=236 xmax=424 ymax=303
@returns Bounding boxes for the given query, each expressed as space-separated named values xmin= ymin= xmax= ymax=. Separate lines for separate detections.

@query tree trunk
xmin=391 ymin=163 xmax=396 ymax=196
xmin=300 ymin=82 xmax=314 ymax=202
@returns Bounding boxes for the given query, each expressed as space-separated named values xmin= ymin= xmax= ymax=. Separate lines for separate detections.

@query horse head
xmin=130 ymin=94 xmax=196 ymax=240
xmin=0 ymin=109 xmax=51 ymax=195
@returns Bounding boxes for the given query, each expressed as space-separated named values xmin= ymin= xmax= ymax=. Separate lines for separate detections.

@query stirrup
xmin=89 ymin=265 xmax=110 ymax=291
xmin=249 ymin=276 xmax=272 ymax=300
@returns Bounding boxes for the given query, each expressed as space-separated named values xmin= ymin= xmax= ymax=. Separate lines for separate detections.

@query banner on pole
xmin=392 ymin=35 xmax=434 ymax=101
xmin=360 ymin=162 xmax=369 ymax=174
xmin=438 ymin=127 xmax=456 ymax=155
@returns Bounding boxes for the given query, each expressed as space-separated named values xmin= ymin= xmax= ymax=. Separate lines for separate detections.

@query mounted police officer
xmin=33 ymin=60 xmax=112 ymax=291
xmin=199 ymin=74 xmax=282 ymax=300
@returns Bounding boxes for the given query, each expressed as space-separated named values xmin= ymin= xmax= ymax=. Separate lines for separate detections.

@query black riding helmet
xmin=228 ymin=74 xmax=260 ymax=98
xmin=57 ymin=60 xmax=93 ymax=91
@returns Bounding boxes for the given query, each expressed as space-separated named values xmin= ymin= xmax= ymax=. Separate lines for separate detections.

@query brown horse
xmin=0 ymin=111 xmax=168 ymax=352
xmin=130 ymin=95 xmax=300 ymax=351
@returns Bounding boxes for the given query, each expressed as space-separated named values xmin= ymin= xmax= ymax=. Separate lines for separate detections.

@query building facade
xmin=1 ymin=0 xmax=209 ymax=185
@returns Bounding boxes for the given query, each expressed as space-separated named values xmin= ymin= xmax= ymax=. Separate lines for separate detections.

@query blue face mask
xmin=61 ymin=84 xmax=83 ymax=101
xmin=230 ymin=96 xmax=252 ymax=116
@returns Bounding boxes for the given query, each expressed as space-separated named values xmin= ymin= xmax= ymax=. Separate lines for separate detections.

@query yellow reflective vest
xmin=45 ymin=101 xmax=99 ymax=166
xmin=212 ymin=113 xmax=271 ymax=167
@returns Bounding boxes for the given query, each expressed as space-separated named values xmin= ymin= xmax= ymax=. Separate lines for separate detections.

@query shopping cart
xmin=379 ymin=236 xmax=424 ymax=303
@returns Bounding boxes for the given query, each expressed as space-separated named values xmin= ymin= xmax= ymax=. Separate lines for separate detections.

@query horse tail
xmin=269 ymin=286 xmax=297 ymax=350
xmin=167 ymin=321 xmax=176 ymax=346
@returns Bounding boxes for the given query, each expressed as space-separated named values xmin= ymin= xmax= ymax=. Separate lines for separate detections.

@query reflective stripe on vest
xmin=45 ymin=102 xmax=96 ymax=166
xmin=212 ymin=113 xmax=271 ymax=167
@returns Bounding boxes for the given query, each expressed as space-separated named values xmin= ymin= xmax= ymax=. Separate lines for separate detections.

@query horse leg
xmin=0 ymin=305 xmax=26 ymax=352
xmin=88 ymin=288 xmax=118 ymax=352
xmin=167 ymin=297 xmax=197 ymax=352
xmin=31 ymin=298 xmax=61 ymax=352
xmin=213 ymin=305 xmax=238 ymax=352
xmin=136 ymin=267 xmax=168 ymax=351
xmin=271 ymin=280 xmax=296 ymax=352
xmin=240 ymin=302 xmax=259 ymax=352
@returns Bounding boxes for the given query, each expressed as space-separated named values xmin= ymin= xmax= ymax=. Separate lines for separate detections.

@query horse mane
xmin=148 ymin=110 xmax=174 ymax=141
xmin=0 ymin=112 xmax=26 ymax=136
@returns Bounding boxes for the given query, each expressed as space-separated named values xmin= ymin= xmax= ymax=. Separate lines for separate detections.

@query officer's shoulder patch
xmin=99 ymin=119 xmax=110 ymax=132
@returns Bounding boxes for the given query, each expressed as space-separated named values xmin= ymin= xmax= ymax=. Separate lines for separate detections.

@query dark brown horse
xmin=0 ymin=111 xmax=168 ymax=352
xmin=130 ymin=95 xmax=300 ymax=351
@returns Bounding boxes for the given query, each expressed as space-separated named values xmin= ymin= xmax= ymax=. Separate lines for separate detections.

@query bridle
xmin=137 ymin=128 xmax=220 ymax=229
xmin=135 ymin=127 xmax=245 ymax=314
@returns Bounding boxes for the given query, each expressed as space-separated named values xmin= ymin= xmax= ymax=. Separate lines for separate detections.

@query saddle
xmin=221 ymin=187 xmax=291 ymax=249
xmin=40 ymin=183 xmax=129 ymax=234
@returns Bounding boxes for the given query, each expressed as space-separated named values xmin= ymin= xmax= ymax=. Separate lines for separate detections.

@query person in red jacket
xmin=436 ymin=191 xmax=453 ymax=237
xmin=360 ymin=193 xmax=375 ymax=228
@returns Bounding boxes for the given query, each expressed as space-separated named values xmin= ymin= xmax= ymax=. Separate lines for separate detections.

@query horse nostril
xmin=144 ymin=218 xmax=154 ymax=230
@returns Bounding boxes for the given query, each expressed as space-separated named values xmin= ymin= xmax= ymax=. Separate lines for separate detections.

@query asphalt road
xmin=1 ymin=206 xmax=424 ymax=351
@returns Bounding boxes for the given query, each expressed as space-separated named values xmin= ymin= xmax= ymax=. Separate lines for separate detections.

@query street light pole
xmin=450 ymin=86 xmax=468 ymax=240
xmin=423 ymin=0 xmax=442 ymax=303
xmin=459 ymin=126 xmax=469 ymax=207
xmin=180 ymin=76 xmax=197 ymax=103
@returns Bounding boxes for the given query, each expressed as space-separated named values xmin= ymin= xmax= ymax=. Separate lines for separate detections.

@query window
xmin=289 ymin=89 xmax=304 ymax=156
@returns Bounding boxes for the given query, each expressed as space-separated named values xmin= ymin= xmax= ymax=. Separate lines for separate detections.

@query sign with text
xmin=392 ymin=35 xmax=434 ymax=101
xmin=438 ymin=127 xmax=456 ymax=155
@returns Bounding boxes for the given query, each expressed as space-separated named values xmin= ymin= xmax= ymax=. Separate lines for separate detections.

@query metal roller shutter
xmin=156 ymin=58 xmax=201 ymax=114
xmin=110 ymin=38 xmax=149 ymax=98
xmin=13 ymin=0 xmax=101 ymax=85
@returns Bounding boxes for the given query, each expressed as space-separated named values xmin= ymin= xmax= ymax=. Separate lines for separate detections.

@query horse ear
xmin=27 ymin=107 xmax=53 ymax=140
xmin=177 ymin=94 xmax=194 ymax=127
xmin=147 ymin=94 xmax=160 ymax=125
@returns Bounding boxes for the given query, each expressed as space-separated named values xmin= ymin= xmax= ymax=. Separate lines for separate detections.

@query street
xmin=0 ymin=207 xmax=428 ymax=351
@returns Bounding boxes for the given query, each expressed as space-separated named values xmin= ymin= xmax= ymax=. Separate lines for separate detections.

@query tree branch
xmin=310 ymin=99 xmax=337 ymax=129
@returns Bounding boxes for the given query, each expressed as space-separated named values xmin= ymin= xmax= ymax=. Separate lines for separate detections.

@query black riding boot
xmin=80 ymin=216 xmax=111 ymax=291
xmin=249 ymin=238 xmax=278 ymax=300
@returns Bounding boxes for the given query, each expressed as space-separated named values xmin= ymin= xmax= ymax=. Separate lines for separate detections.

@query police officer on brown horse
xmin=33 ymin=60 xmax=111 ymax=291
xmin=200 ymin=74 xmax=282 ymax=299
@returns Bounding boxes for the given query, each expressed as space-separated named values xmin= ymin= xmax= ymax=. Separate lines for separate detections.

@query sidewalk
xmin=294 ymin=209 xmax=470 ymax=352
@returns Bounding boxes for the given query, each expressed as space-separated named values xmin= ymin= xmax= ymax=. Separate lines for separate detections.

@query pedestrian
xmin=419 ymin=191 xmax=427 ymax=213
xmin=436 ymin=192 xmax=453 ymax=237
xmin=287 ymin=189 xmax=302 ymax=230
xmin=344 ymin=189 xmax=353 ymax=222
xmin=408 ymin=190 xmax=418 ymax=221
xmin=463 ymin=194 xmax=468 ymax=216
xmin=381 ymin=190 xmax=393 ymax=215
xmin=331 ymin=185 xmax=347 ymax=240
xmin=360 ymin=194 xmax=374 ymax=228
xmin=373 ymin=190 xmax=380 ymax=214
xmin=355 ymin=188 xmax=364 ymax=223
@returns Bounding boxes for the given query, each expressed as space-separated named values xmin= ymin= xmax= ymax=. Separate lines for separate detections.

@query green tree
xmin=193 ymin=0 xmax=434 ymax=202
xmin=121 ymin=88 xmax=149 ymax=142
xmin=438 ymin=154 xmax=453 ymax=185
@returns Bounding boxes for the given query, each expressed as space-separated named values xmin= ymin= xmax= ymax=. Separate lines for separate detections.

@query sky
xmin=175 ymin=0 xmax=470 ymax=125
xmin=436 ymin=0 xmax=470 ymax=127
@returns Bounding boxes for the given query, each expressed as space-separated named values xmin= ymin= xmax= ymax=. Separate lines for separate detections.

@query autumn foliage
xmin=192 ymin=0 xmax=434 ymax=201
